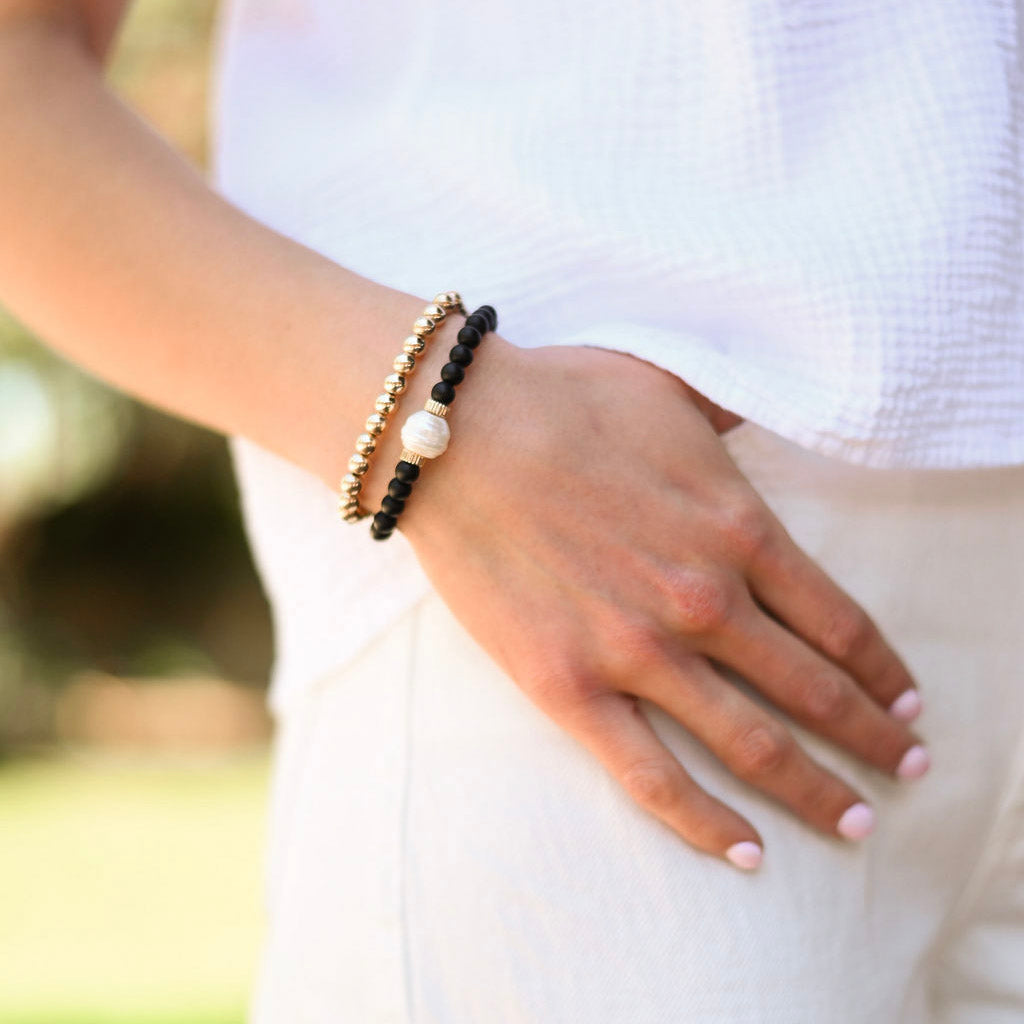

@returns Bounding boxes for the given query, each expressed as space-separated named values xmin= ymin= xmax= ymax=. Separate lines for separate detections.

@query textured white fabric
xmin=208 ymin=0 xmax=1024 ymax=712
xmin=248 ymin=422 xmax=1024 ymax=1023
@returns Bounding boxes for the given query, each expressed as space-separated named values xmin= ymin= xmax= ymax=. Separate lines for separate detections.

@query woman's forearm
xmin=0 ymin=16 xmax=462 ymax=493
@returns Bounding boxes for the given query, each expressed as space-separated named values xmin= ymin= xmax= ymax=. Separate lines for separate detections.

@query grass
xmin=0 ymin=749 xmax=269 ymax=1024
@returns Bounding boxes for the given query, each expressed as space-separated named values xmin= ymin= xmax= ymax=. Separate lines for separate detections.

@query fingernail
xmin=836 ymin=802 xmax=876 ymax=841
xmin=888 ymin=688 xmax=923 ymax=723
xmin=725 ymin=841 xmax=763 ymax=871
xmin=896 ymin=744 xmax=931 ymax=780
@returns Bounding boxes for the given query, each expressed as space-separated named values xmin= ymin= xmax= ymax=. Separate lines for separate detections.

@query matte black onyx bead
xmin=449 ymin=344 xmax=474 ymax=366
xmin=440 ymin=361 xmax=465 ymax=385
xmin=388 ymin=478 xmax=413 ymax=500
xmin=465 ymin=312 xmax=489 ymax=334
xmin=370 ymin=525 xmax=393 ymax=541
xmin=431 ymin=381 xmax=456 ymax=405
xmin=456 ymin=325 xmax=482 ymax=348
xmin=476 ymin=304 xmax=498 ymax=331
xmin=395 ymin=460 xmax=421 ymax=483
xmin=381 ymin=495 xmax=405 ymax=517
xmin=373 ymin=511 xmax=397 ymax=532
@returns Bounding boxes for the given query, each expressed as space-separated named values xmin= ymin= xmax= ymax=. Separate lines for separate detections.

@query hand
xmin=399 ymin=335 xmax=928 ymax=869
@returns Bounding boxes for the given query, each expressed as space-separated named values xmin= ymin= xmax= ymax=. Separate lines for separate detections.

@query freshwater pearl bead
xmin=400 ymin=410 xmax=450 ymax=459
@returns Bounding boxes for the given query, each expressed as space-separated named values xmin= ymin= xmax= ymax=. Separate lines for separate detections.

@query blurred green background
xmin=0 ymin=3 xmax=273 ymax=1021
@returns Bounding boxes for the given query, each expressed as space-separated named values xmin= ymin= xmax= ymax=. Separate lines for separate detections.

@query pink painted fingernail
xmin=896 ymin=744 xmax=931 ymax=780
xmin=837 ymin=802 xmax=876 ymax=841
xmin=725 ymin=841 xmax=763 ymax=871
xmin=888 ymin=688 xmax=923 ymax=723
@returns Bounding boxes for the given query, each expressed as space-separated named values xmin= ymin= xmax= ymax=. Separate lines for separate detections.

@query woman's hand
xmin=393 ymin=333 xmax=928 ymax=869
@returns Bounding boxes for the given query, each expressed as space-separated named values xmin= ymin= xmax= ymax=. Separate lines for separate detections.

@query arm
xmin=0 ymin=0 xmax=461 ymax=491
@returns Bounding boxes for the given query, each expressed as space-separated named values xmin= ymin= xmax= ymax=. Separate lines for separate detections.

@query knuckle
xmin=663 ymin=567 xmax=736 ymax=636
xmin=730 ymin=722 xmax=793 ymax=780
xmin=717 ymin=495 xmax=773 ymax=562
xmin=601 ymin=617 xmax=668 ymax=677
xmin=801 ymin=673 xmax=851 ymax=722
xmin=620 ymin=759 xmax=681 ymax=812
xmin=523 ymin=658 xmax=601 ymax=710
xmin=819 ymin=607 xmax=873 ymax=662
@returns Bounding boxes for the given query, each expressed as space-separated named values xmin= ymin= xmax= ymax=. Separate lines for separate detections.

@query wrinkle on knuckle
xmin=604 ymin=619 xmax=667 ymax=677
xmin=819 ymin=607 xmax=873 ymax=663
xmin=662 ymin=567 xmax=735 ymax=636
xmin=717 ymin=495 xmax=773 ymax=563
xmin=801 ymin=672 xmax=851 ymax=722
xmin=730 ymin=722 xmax=792 ymax=781
xmin=524 ymin=658 xmax=600 ymax=710
xmin=620 ymin=759 xmax=681 ymax=812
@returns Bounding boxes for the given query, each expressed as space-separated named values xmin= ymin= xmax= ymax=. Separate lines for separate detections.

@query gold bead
xmin=424 ymin=398 xmax=449 ymax=418
xmin=384 ymin=373 xmax=407 ymax=395
xmin=412 ymin=316 xmax=437 ymax=337
xmin=402 ymin=335 xmax=426 ymax=356
xmin=338 ymin=499 xmax=360 ymax=516
xmin=393 ymin=352 xmax=416 ymax=375
xmin=354 ymin=433 xmax=376 ymax=457
xmin=375 ymin=392 xmax=396 ymax=415
xmin=422 ymin=303 xmax=446 ymax=321
xmin=365 ymin=413 xmax=387 ymax=436
xmin=348 ymin=453 xmax=369 ymax=476
xmin=342 ymin=508 xmax=366 ymax=523
xmin=340 ymin=473 xmax=362 ymax=494
xmin=433 ymin=291 xmax=462 ymax=309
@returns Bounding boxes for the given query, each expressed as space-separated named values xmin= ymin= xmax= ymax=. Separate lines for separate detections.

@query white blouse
xmin=209 ymin=0 xmax=1024 ymax=713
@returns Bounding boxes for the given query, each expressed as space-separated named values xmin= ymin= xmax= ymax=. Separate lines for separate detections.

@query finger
xmin=702 ymin=598 xmax=930 ymax=780
xmin=561 ymin=689 xmax=765 ymax=869
xmin=744 ymin=522 xmax=922 ymax=721
xmin=627 ymin=650 xmax=875 ymax=841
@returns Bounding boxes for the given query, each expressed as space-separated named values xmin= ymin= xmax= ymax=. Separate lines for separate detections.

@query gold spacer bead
xmin=338 ymin=499 xmax=360 ymax=515
xmin=393 ymin=352 xmax=416 ymax=375
xmin=402 ymin=334 xmax=426 ymax=356
xmin=340 ymin=473 xmax=363 ymax=494
xmin=384 ymin=373 xmax=407 ymax=395
xmin=424 ymin=399 xmax=449 ymax=418
xmin=422 ymin=303 xmax=446 ymax=321
xmin=348 ymin=453 xmax=369 ymax=476
xmin=375 ymin=392 xmax=397 ymax=415
xmin=411 ymin=316 xmax=437 ymax=337
xmin=433 ymin=291 xmax=462 ymax=309
xmin=354 ymin=433 xmax=376 ymax=457
xmin=399 ymin=448 xmax=424 ymax=466
xmin=365 ymin=412 xmax=388 ymax=436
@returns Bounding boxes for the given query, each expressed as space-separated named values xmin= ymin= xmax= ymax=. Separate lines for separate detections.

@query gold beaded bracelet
xmin=337 ymin=291 xmax=465 ymax=523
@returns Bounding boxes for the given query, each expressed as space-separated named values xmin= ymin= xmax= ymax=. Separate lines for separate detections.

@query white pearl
xmin=401 ymin=410 xmax=450 ymax=459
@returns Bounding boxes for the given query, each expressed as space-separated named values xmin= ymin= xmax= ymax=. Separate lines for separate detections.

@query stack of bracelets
xmin=336 ymin=291 xmax=497 ymax=542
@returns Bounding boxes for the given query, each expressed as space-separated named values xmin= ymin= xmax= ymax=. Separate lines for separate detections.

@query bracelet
xmin=337 ymin=291 xmax=466 ymax=523
xmin=369 ymin=303 xmax=497 ymax=540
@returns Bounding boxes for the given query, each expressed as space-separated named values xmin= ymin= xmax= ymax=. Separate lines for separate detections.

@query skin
xmin=0 ymin=0 xmax=927 ymax=868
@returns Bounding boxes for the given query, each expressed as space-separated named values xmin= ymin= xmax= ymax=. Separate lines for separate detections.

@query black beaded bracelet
xmin=369 ymin=303 xmax=497 ymax=540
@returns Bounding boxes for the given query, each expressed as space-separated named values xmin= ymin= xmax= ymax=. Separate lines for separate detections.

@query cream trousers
xmin=250 ymin=421 xmax=1024 ymax=1023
